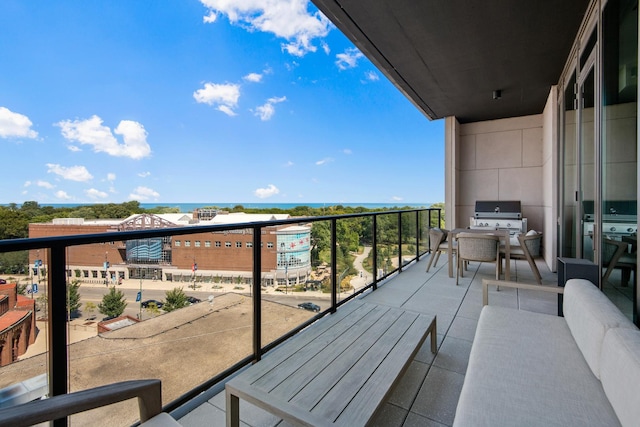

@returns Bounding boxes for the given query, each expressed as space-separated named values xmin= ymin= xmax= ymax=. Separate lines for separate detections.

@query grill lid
xmin=474 ymin=200 xmax=522 ymax=219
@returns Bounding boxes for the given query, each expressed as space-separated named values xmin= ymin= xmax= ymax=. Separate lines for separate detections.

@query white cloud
xmin=343 ymin=148 xmax=352 ymax=155
xmin=67 ymin=145 xmax=81 ymax=152
xmin=391 ymin=196 xmax=404 ymax=201
xmin=0 ymin=106 xmax=38 ymax=139
xmin=243 ymin=72 xmax=263 ymax=83
xmin=193 ymin=82 xmax=241 ymax=116
xmin=254 ymin=96 xmax=286 ymax=121
xmin=217 ymin=105 xmax=237 ymax=117
xmin=284 ymin=161 xmax=294 ymax=167
xmin=365 ymin=71 xmax=379 ymax=81
xmin=336 ymin=47 xmax=364 ymax=70
xmin=129 ymin=186 xmax=160 ymax=201
xmin=57 ymin=115 xmax=151 ymax=159
xmin=36 ymin=180 xmax=54 ymax=189
xmin=137 ymin=171 xmax=151 ymax=178
xmin=254 ymin=184 xmax=280 ymax=199
xmin=23 ymin=181 xmax=32 ymax=187
xmin=315 ymin=157 xmax=334 ymax=165
xmin=200 ymin=0 xmax=332 ymax=57
xmin=107 ymin=173 xmax=116 ymax=181
xmin=321 ymin=42 xmax=330 ymax=55
xmin=86 ymin=188 xmax=108 ymax=199
xmin=55 ymin=190 xmax=72 ymax=200
xmin=46 ymin=163 xmax=93 ymax=182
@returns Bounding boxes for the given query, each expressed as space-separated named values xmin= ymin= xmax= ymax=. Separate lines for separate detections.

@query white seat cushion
xmin=454 ymin=305 xmax=620 ymax=426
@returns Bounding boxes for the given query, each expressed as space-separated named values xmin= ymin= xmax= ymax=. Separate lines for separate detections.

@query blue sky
xmin=0 ymin=0 xmax=444 ymax=205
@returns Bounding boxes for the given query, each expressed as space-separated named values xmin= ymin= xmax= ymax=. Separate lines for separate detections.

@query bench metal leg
xmin=430 ymin=316 xmax=437 ymax=353
xmin=226 ymin=391 xmax=240 ymax=427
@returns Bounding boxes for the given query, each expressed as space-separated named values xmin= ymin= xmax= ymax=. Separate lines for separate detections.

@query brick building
xmin=0 ymin=283 xmax=36 ymax=366
xmin=28 ymin=211 xmax=312 ymax=287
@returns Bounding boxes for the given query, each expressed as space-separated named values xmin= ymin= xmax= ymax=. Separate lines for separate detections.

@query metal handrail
xmin=0 ymin=207 xmax=441 ymax=425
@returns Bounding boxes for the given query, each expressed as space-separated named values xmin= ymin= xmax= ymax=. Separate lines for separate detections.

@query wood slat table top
xmin=226 ymin=300 xmax=436 ymax=427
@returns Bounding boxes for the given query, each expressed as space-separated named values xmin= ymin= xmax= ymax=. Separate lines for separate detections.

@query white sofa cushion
xmin=600 ymin=328 xmax=640 ymax=427
xmin=563 ymin=279 xmax=636 ymax=378
xmin=453 ymin=305 xmax=620 ymax=426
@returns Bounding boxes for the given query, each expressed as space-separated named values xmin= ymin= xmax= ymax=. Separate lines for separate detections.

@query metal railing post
xmin=397 ymin=212 xmax=403 ymax=272
xmin=331 ymin=218 xmax=337 ymax=312
xmin=252 ymin=226 xmax=262 ymax=362
xmin=415 ymin=210 xmax=420 ymax=260
xmin=48 ymin=244 xmax=69 ymax=427
xmin=372 ymin=215 xmax=378 ymax=290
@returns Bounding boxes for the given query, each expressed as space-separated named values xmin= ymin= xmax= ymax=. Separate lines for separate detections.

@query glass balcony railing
xmin=0 ymin=208 xmax=441 ymax=426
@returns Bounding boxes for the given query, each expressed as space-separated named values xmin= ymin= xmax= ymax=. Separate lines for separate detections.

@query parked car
xmin=0 ymin=279 xmax=6 ymax=284
xmin=141 ymin=299 xmax=163 ymax=309
xmin=186 ymin=296 xmax=201 ymax=305
xmin=297 ymin=302 xmax=320 ymax=312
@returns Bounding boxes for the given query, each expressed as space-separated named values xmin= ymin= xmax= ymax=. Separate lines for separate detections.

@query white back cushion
xmin=563 ymin=279 xmax=636 ymax=378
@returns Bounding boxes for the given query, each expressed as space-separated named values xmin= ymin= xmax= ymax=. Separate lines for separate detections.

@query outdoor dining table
xmin=447 ymin=228 xmax=512 ymax=281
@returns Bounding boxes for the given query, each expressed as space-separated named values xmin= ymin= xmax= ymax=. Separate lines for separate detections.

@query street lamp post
xmin=280 ymin=243 xmax=288 ymax=294
xmin=191 ymin=257 xmax=197 ymax=290
xmin=139 ymin=268 xmax=143 ymax=320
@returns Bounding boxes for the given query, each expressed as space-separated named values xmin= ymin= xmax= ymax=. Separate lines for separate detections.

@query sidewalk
xmin=79 ymin=276 xmax=339 ymax=300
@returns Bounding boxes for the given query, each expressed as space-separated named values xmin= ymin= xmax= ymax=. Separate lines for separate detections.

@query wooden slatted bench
xmin=225 ymin=301 xmax=437 ymax=426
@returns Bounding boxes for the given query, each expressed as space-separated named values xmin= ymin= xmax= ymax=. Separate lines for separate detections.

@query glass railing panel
xmin=376 ymin=213 xmax=400 ymax=278
xmin=0 ymin=248 xmax=49 ymax=412
xmin=260 ymin=221 xmax=324 ymax=347
xmin=418 ymin=210 xmax=431 ymax=256
xmin=333 ymin=216 xmax=364 ymax=303
xmin=354 ymin=215 xmax=374 ymax=293
xmin=65 ymin=230 xmax=255 ymax=425
xmin=400 ymin=211 xmax=418 ymax=266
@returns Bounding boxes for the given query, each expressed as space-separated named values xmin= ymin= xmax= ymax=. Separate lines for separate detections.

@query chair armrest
xmin=482 ymin=279 xmax=564 ymax=306
xmin=0 ymin=379 xmax=162 ymax=427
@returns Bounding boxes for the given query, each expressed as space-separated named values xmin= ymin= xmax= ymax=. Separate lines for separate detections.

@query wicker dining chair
xmin=426 ymin=228 xmax=455 ymax=272
xmin=455 ymin=233 xmax=500 ymax=286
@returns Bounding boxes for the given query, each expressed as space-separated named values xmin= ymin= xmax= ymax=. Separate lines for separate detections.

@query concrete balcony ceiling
xmin=312 ymin=0 xmax=590 ymax=123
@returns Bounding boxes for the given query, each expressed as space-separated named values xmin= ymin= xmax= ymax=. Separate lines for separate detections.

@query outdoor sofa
xmin=453 ymin=278 xmax=640 ymax=426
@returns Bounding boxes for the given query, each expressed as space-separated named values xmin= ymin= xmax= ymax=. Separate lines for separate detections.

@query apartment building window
xmin=205 ymin=241 xmax=211 ymax=247
xmin=185 ymin=240 xmax=191 ymax=247
xmin=225 ymin=241 xmax=231 ymax=247
xmin=215 ymin=241 xmax=221 ymax=247
xmin=175 ymin=240 xmax=181 ymax=247
xmin=236 ymin=241 xmax=242 ymax=248
xmin=246 ymin=242 xmax=253 ymax=248
xmin=267 ymin=242 xmax=274 ymax=248
xmin=195 ymin=241 xmax=201 ymax=247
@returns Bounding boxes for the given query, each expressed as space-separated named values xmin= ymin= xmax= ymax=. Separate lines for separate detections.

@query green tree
xmin=0 ymin=207 xmax=30 ymax=239
xmin=163 ymin=287 xmax=189 ymax=312
xmin=67 ymin=280 xmax=82 ymax=316
xmin=98 ymin=287 xmax=127 ymax=318
xmin=0 ymin=250 xmax=28 ymax=274
xmin=429 ymin=202 xmax=445 ymax=228
xmin=84 ymin=301 xmax=97 ymax=319
xmin=145 ymin=302 xmax=161 ymax=317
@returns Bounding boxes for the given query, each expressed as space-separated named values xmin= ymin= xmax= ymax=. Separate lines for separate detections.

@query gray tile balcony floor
xmin=176 ymin=256 xmax=558 ymax=427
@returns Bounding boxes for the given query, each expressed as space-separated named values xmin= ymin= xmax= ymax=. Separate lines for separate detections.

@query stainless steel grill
xmin=470 ymin=200 xmax=527 ymax=234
